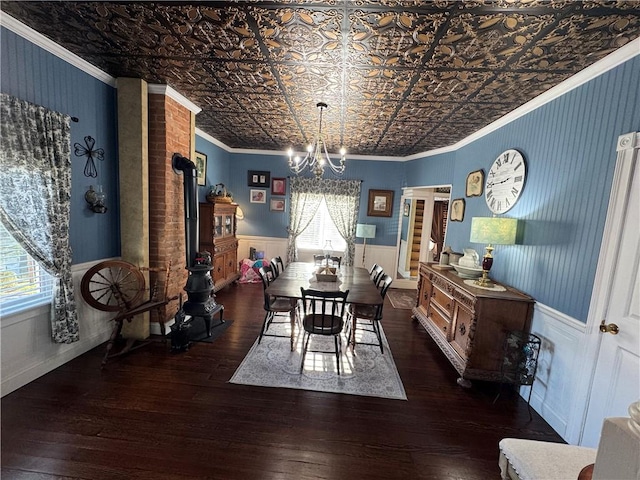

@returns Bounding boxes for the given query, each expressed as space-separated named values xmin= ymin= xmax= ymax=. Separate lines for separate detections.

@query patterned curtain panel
xmin=287 ymin=177 xmax=361 ymax=265
xmin=0 ymin=93 xmax=79 ymax=344
xmin=286 ymin=178 xmax=323 ymax=263
xmin=323 ymin=179 xmax=361 ymax=266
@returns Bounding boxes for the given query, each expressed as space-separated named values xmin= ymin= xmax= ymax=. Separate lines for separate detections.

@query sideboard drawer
xmin=429 ymin=303 xmax=451 ymax=340
xmin=432 ymin=285 xmax=454 ymax=317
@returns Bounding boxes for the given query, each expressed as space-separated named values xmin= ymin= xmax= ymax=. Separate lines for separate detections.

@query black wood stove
xmin=170 ymin=153 xmax=224 ymax=352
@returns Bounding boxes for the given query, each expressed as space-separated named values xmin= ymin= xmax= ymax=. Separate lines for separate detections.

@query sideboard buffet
xmin=412 ymin=262 xmax=535 ymax=387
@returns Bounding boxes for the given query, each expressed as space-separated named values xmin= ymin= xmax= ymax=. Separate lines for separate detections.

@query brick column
xmin=148 ymin=91 xmax=198 ymax=323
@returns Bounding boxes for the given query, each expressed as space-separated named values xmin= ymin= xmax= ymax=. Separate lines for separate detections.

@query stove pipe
xmin=171 ymin=153 xmax=199 ymax=268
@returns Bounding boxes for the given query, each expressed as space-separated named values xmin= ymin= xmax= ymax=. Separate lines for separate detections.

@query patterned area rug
xmin=229 ymin=319 xmax=407 ymax=400
xmin=387 ymin=289 xmax=416 ymax=310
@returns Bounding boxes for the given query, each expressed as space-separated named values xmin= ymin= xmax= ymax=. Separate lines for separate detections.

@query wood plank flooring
xmin=1 ymin=283 xmax=563 ymax=479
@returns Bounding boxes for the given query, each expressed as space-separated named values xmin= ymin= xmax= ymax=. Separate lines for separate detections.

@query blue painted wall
xmin=213 ymin=151 xmax=405 ymax=247
xmin=195 ymin=136 xmax=230 ymax=203
xmin=1 ymin=27 xmax=120 ymax=264
xmin=407 ymin=56 xmax=640 ymax=322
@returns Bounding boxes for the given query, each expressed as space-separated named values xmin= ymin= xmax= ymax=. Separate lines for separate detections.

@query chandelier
xmin=288 ymin=102 xmax=346 ymax=178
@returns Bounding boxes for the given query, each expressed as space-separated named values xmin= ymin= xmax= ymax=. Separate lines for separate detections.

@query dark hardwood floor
xmin=1 ymin=283 xmax=563 ymax=479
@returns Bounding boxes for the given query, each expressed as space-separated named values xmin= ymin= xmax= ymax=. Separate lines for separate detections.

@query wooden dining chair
xmin=313 ymin=254 xmax=326 ymax=266
xmin=257 ymin=266 xmax=296 ymax=343
xmin=347 ymin=273 xmax=393 ymax=354
xmin=329 ymin=256 xmax=342 ymax=268
xmin=299 ymin=287 xmax=349 ymax=375
xmin=270 ymin=258 xmax=281 ymax=279
xmin=274 ymin=256 xmax=285 ymax=273
xmin=370 ymin=264 xmax=384 ymax=285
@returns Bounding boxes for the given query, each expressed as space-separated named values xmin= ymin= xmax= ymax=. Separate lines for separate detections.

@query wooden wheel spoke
xmin=80 ymin=261 xmax=146 ymax=312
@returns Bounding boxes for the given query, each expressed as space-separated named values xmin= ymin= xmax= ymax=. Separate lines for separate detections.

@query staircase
xmin=409 ymin=200 xmax=424 ymax=277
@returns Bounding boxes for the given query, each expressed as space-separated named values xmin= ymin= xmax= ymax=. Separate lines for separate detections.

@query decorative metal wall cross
xmin=74 ymin=135 xmax=104 ymax=178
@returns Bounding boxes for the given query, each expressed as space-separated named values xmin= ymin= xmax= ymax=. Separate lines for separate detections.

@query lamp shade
xmin=356 ymin=223 xmax=376 ymax=239
xmin=470 ymin=217 xmax=517 ymax=245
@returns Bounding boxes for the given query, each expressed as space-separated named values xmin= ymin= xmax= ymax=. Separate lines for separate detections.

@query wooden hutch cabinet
xmin=199 ymin=201 xmax=240 ymax=292
xmin=413 ymin=262 xmax=535 ymax=387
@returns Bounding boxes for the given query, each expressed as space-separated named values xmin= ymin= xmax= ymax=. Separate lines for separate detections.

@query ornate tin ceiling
xmin=2 ymin=1 xmax=639 ymax=157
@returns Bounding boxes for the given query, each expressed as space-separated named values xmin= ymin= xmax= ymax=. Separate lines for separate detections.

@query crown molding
xmin=444 ymin=37 xmax=640 ymax=155
xmin=0 ymin=11 xmax=116 ymax=87
xmin=147 ymin=84 xmax=201 ymax=114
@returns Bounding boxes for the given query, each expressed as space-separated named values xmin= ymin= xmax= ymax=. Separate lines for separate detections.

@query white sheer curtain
xmin=287 ymin=177 xmax=361 ymax=266
xmin=0 ymin=93 xmax=79 ymax=343
xmin=286 ymin=178 xmax=323 ymax=263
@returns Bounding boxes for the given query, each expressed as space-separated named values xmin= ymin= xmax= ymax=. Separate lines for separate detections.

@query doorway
xmin=394 ymin=186 xmax=450 ymax=289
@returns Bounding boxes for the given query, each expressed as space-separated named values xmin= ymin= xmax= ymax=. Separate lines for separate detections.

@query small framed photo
xmin=466 ymin=169 xmax=484 ymax=197
xmin=248 ymin=170 xmax=270 ymax=187
xmin=270 ymin=197 xmax=286 ymax=212
xmin=403 ymin=200 xmax=410 ymax=217
xmin=367 ymin=189 xmax=394 ymax=217
xmin=194 ymin=151 xmax=207 ymax=186
xmin=250 ymin=189 xmax=266 ymax=203
xmin=450 ymin=198 xmax=465 ymax=222
xmin=271 ymin=177 xmax=286 ymax=195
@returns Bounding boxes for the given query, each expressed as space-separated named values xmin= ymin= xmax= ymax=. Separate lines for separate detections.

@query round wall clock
xmin=485 ymin=149 xmax=527 ymax=214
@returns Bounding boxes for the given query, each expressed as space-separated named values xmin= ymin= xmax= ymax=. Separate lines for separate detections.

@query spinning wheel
xmin=81 ymin=260 xmax=146 ymax=312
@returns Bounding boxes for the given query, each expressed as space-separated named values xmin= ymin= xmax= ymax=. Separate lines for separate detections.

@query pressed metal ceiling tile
xmin=2 ymin=0 xmax=639 ymax=157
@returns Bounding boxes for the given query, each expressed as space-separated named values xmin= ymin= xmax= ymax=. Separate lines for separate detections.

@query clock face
xmin=485 ymin=149 xmax=526 ymax=214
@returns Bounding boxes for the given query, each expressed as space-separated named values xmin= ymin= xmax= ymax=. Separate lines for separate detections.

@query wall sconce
xmin=85 ymin=185 xmax=107 ymax=214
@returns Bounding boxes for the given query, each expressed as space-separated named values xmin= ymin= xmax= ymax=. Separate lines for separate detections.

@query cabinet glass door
xmin=214 ymin=215 xmax=223 ymax=237
xmin=224 ymin=214 xmax=233 ymax=236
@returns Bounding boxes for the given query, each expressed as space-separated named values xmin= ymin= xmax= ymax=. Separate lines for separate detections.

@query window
xmin=0 ymin=222 xmax=54 ymax=316
xmin=296 ymin=198 xmax=347 ymax=253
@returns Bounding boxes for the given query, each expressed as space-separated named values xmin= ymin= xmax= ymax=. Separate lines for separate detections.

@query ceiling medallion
xmin=288 ymin=102 xmax=346 ymax=179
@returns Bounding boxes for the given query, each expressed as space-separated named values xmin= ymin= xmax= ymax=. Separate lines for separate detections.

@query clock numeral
xmin=497 ymin=200 xmax=502 ymax=211
xmin=514 ymin=175 xmax=523 ymax=182
xmin=505 ymin=198 xmax=511 ymax=208
xmin=514 ymin=161 xmax=523 ymax=171
xmin=490 ymin=197 xmax=496 ymax=209
xmin=487 ymin=191 xmax=494 ymax=200
xmin=502 ymin=152 xmax=510 ymax=163
xmin=511 ymin=187 xmax=519 ymax=196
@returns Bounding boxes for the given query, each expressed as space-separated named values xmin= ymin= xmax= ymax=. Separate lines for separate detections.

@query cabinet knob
xmin=459 ymin=323 xmax=466 ymax=335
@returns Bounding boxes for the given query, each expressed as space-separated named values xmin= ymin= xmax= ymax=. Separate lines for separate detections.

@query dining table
xmin=265 ymin=261 xmax=383 ymax=352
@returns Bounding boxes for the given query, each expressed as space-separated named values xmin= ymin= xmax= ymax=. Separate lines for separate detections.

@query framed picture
xmin=367 ymin=189 xmax=394 ymax=217
xmin=450 ymin=198 xmax=465 ymax=222
xmin=403 ymin=200 xmax=410 ymax=217
xmin=466 ymin=169 xmax=484 ymax=197
xmin=250 ymin=189 xmax=266 ymax=203
xmin=270 ymin=197 xmax=286 ymax=212
xmin=194 ymin=151 xmax=207 ymax=186
xmin=248 ymin=170 xmax=270 ymax=187
xmin=271 ymin=177 xmax=286 ymax=195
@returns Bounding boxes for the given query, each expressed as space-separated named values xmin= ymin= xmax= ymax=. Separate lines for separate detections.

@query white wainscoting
xmin=525 ymin=302 xmax=587 ymax=441
xmin=1 ymin=259 xmax=115 ymax=397
xmin=237 ymin=235 xmax=399 ymax=281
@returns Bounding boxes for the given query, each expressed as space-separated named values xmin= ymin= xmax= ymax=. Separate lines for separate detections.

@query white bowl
xmin=452 ymin=264 xmax=484 ymax=279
